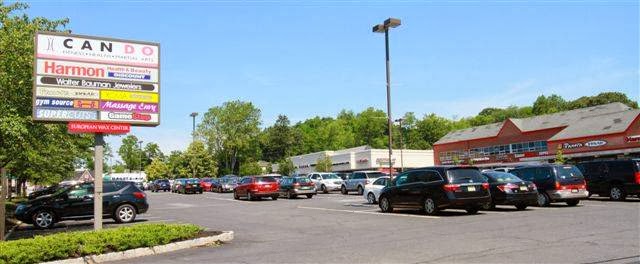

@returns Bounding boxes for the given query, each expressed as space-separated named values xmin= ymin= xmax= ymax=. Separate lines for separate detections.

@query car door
xmin=371 ymin=178 xmax=387 ymax=199
xmin=391 ymin=172 xmax=411 ymax=206
xmin=63 ymin=183 xmax=95 ymax=217
xmin=309 ymin=174 xmax=320 ymax=186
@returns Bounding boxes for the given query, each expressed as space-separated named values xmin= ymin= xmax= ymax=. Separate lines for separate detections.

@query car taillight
xmin=529 ymin=183 xmax=537 ymax=191
xmin=133 ymin=192 xmax=145 ymax=199
xmin=635 ymin=172 xmax=640 ymax=184
xmin=555 ymin=181 xmax=562 ymax=190
xmin=443 ymin=184 xmax=460 ymax=192
xmin=293 ymin=183 xmax=301 ymax=187
xmin=497 ymin=183 xmax=517 ymax=192
xmin=482 ymin=182 xmax=489 ymax=190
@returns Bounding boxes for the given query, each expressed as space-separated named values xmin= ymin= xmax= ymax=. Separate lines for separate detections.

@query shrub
xmin=0 ymin=223 xmax=202 ymax=264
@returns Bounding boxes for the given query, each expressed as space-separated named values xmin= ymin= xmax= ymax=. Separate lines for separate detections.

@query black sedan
xmin=481 ymin=171 xmax=538 ymax=210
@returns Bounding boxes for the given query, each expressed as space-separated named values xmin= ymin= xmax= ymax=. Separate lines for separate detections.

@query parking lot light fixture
xmin=372 ymin=17 xmax=401 ymax=180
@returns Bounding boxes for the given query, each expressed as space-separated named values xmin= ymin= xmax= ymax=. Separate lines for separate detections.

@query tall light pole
xmin=395 ymin=118 xmax=405 ymax=172
xmin=373 ymin=17 xmax=401 ymax=178
xmin=189 ymin=112 xmax=198 ymax=141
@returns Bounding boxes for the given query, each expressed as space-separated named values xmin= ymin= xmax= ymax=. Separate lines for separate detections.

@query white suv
xmin=308 ymin=173 xmax=344 ymax=193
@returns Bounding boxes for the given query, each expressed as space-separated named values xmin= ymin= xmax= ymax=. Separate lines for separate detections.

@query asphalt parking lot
xmin=102 ymin=191 xmax=639 ymax=264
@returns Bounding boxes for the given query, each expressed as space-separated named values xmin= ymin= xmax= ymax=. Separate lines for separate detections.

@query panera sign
xmin=562 ymin=140 xmax=608 ymax=150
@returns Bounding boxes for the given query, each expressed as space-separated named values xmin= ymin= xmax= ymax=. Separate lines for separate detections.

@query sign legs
xmin=94 ymin=133 xmax=104 ymax=230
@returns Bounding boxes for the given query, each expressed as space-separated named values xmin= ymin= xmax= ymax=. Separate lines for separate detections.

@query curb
xmin=3 ymin=219 xmax=22 ymax=241
xmin=43 ymin=231 xmax=234 ymax=264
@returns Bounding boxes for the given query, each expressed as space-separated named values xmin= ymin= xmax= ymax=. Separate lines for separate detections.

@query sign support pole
xmin=94 ymin=133 xmax=104 ymax=230
xmin=0 ymin=168 xmax=7 ymax=240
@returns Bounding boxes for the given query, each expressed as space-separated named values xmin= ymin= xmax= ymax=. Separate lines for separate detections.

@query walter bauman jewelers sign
xmin=33 ymin=32 xmax=160 ymax=126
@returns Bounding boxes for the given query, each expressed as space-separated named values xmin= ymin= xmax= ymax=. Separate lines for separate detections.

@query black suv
xmin=577 ymin=159 xmax=640 ymax=201
xmin=15 ymin=181 xmax=149 ymax=229
xmin=151 ymin=179 xmax=171 ymax=192
xmin=510 ymin=164 xmax=587 ymax=207
xmin=378 ymin=166 xmax=491 ymax=215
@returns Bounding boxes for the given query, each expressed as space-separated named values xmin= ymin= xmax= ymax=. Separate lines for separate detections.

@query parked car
xmin=175 ymin=178 xmax=203 ymax=194
xmin=510 ymin=164 xmax=588 ymax=206
xmin=150 ymin=179 xmax=171 ymax=192
xmin=279 ymin=177 xmax=316 ymax=199
xmin=378 ymin=166 xmax=491 ymax=215
xmin=133 ymin=181 xmax=145 ymax=191
xmin=341 ymin=171 xmax=388 ymax=195
xmin=218 ymin=175 xmax=239 ymax=192
xmin=335 ymin=172 xmax=352 ymax=181
xmin=481 ymin=171 xmax=538 ymax=210
xmin=171 ymin=178 xmax=185 ymax=193
xmin=308 ymin=172 xmax=344 ymax=193
xmin=209 ymin=178 xmax=222 ymax=192
xmin=15 ymin=181 xmax=148 ymax=229
xmin=577 ymin=159 xmax=640 ymax=201
xmin=28 ymin=184 xmax=64 ymax=200
xmin=200 ymin=178 xmax=215 ymax=192
xmin=363 ymin=176 xmax=390 ymax=204
xmin=234 ymin=176 xmax=279 ymax=201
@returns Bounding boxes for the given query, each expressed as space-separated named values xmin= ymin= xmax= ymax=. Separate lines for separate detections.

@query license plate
xmin=519 ymin=186 xmax=528 ymax=191
xmin=467 ymin=186 xmax=476 ymax=192
xmin=265 ymin=185 xmax=271 ymax=188
xmin=571 ymin=189 xmax=579 ymax=193
xmin=301 ymin=186 xmax=310 ymax=190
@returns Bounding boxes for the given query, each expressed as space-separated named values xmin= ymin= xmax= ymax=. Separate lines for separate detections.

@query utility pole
xmin=190 ymin=112 xmax=198 ymax=141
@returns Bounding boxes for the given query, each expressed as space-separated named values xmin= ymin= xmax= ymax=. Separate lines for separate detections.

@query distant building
xmin=433 ymin=103 xmax=640 ymax=166
xmin=105 ymin=172 xmax=147 ymax=182
xmin=289 ymin=145 xmax=434 ymax=174
xmin=73 ymin=169 xmax=94 ymax=182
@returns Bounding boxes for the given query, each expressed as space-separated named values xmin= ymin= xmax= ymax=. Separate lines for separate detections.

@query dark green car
xmin=279 ymin=177 xmax=317 ymax=199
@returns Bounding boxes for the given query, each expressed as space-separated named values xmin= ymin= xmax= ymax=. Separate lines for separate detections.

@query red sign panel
xmin=68 ymin=122 xmax=130 ymax=134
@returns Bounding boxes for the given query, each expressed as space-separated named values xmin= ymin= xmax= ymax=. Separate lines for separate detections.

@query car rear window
xmin=483 ymin=172 xmax=522 ymax=183
xmin=555 ymin=166 xmax=584 ymax=182
xmin=186 ymin=179 xmax=199 ymax=184
xmin=256 ymin=177 xmax=277 ymax=183
xmin=295 ymin=177 xmax=312 ymax=184
xmin=447 ymin=169 xmax=487 ymax=184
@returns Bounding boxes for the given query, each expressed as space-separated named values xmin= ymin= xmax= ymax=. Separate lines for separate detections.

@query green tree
xmin=568 ymin=92 xmax=638 ymax=109
xmin=277 ymin=158 xmax=296 ymax=176
xmin=555 ymin=146 xmax=566 ymax=164
xmin=145 ymin=159 xmax=170 ymax=181
xmin=532 ymin=94 xmax=568 ymax=115
xmin=315 ymin=154 xmax=333 ymax=172
xmin=166 ymin=151 xmax=187 ymax=178
xmin=183 ymin=141 xmax=217 ymax=178
xmin=261 ymin=115 xmax=296 ymax=162
xmin=118 ymin=135 xmax=144 ymax=172
xmin=198 ymin=100 xmax=261 ymax=175
xmin=239 ymin=160 xmax=263 ymax=176
xmin=354 ymin=107 xmax=388 ymax=148
xmin=415 ymin=114 xmax=457 ymax=148
xmin=144 ymin=142 xmax=165 ymax=164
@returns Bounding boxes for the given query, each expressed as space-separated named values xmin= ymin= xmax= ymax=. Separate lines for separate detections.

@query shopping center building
xmin=289 ymin=145 xmax=434 ymax=174
xmin=433 ymin=102 xmax=640 ymax=166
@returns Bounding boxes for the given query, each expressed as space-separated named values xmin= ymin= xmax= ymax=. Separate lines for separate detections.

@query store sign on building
xmin=376 ymin=158 xmax=396 ymax=165
xmin=626 ymin=135 xmax=640 ymax=143
xmin=562 ymin=140 xmax=607 ymax=150
xmin=33 ymin=32 xmax=160 ymax=127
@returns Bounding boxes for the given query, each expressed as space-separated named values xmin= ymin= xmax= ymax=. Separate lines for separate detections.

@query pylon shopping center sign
xmin=33 ymin=32 xmax=160 ymax=132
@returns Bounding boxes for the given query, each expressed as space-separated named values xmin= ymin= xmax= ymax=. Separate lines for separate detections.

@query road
xmin=103 ymin=191 xmax=640 ymax=263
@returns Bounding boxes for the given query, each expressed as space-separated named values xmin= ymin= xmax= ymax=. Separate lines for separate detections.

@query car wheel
xmin=379 ymin=196 xmax=393 ymax=213
xmin=114 ymin=204 xmax=136 ymax=223
xmin=306 ymin=194 xmax=313 ymax=199
xmin=481 ymin=201 xmax=495 ymax=210
xmin=515 ymin=204 xmax=528 ymax=210
xmin=32 ymin=210 xmax=55 ymax=229
xmin=357 ymin=186 xmax=364 ymax=195
xmin=367 ymin=192 xmax=376 ymax=204
xmin=423 ymin=198 xmax=439 ymax=215
xmin=536 ymin=192 xmax=550 ymax=207
xmin=321 ymin=185 xmax=328 ymax=194
xmin=466 ymin=206 xmax=479 ymax=214
xmin=609 ymin=186 xmax=626 ymax=201
xmin=566 ymin=200 xmax=580 ymax=206
xmin=272 ymin=195 xmax=279 ymax=200
xmin=286 ymin=190 xmax=292 ymax=199
xmin=341 ymin=185 xmax=348 ymax=195
xmin=233 ymin=190 xmax=239 ymax=200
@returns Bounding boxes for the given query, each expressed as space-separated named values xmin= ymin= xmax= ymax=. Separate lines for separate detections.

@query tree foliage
xmin=145 ymin=159 xmax=170 ymax=181
xmin=277 ymin=158 xmax=295 ymax=176
xmin=315 ymin=154 xmax=333 ymax=172
xmin=183 ymin=140 xmax=217 ymax=178
xmin=239 ymin=160 xmax=262 ymax=176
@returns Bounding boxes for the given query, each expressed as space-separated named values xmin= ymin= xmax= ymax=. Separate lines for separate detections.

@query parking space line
xmin=297 ymin=206 xmax=440 ymax=219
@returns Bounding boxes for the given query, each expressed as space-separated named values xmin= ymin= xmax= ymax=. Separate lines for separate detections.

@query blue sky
xmin=21 ymin=0 xmax=639 ymax=159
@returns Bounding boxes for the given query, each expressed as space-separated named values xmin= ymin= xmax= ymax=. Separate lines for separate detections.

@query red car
xmin=234 ymin=176 xmax=280 ymax=201
xmin=200 ymin=178 xmax=214 ymax=192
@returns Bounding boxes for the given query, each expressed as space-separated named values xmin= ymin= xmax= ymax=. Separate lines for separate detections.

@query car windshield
xmin=366 ymin=172 xmax=387 ymax=179
xmin=556 ymin=166 xmax=584 ymax=181
xmin=321 ymin=173 xmax=340 ymax=179
xmin=447 ymin=169 xmax=487 ymax=184
xmin=223 ymin=178 xmax=237 ymax=184
xmin=483 ymin=172 xmax=522 ymax=183
xmin=256 ymin=177 xmax=277 ymax=183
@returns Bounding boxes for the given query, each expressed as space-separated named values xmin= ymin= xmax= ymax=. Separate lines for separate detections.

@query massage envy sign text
xmin=101 ymin=101 xmax=158 ymax=113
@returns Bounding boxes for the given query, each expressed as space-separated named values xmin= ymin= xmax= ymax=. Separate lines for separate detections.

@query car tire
xmin=32 ymin=210 xmax=56 ymax=229
xmin=233 ymin=190 xmax=239 ymax=200
xmin=272 ymin=196 xmax=278 ymax=200
xmin=536 ymin=192 xmax=550 ymax=207
xmin=566 ymin=200 xmax=580 ymax=206
xmin=341 ymin=185 xmax=348 ymax=195
xmin=609 ymin=186 xmax=626 ymax=201
xmin=423 ymin=198 xmax=439 ymax=215
xmin=481 ymin=201 xmax=495 ymax=210
xmin=286 ymin=190 xmax=293 ymax=199
xmin=306 ymin=194 xmax=313 ymax=199
xmin=321 ymin=185 xmax=328 ymax=194
xmin=357 ymin=186 xmax=364 ymax=195
xmin=465 ymin=206 xmax=479 ymax=214
xmin=114 ymin=204 xmax=137 ymax=223
xmin=515 ymin=204 xmax=528 ymax=210
xmin=379 ymin=196 xmax=393 ymax=213
xmin=367 ymin=192 xmax=376 ymax=204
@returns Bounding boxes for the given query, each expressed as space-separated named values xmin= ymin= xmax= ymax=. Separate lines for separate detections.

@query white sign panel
xmin=36 ymin=33 xmax=159 ymax=68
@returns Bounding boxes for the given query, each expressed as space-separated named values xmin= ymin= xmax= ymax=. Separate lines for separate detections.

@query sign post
xmin=0 ymin=168 xmax=7 ymax=240
xmin=33 ymin=32 xmax=160 ymax=230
